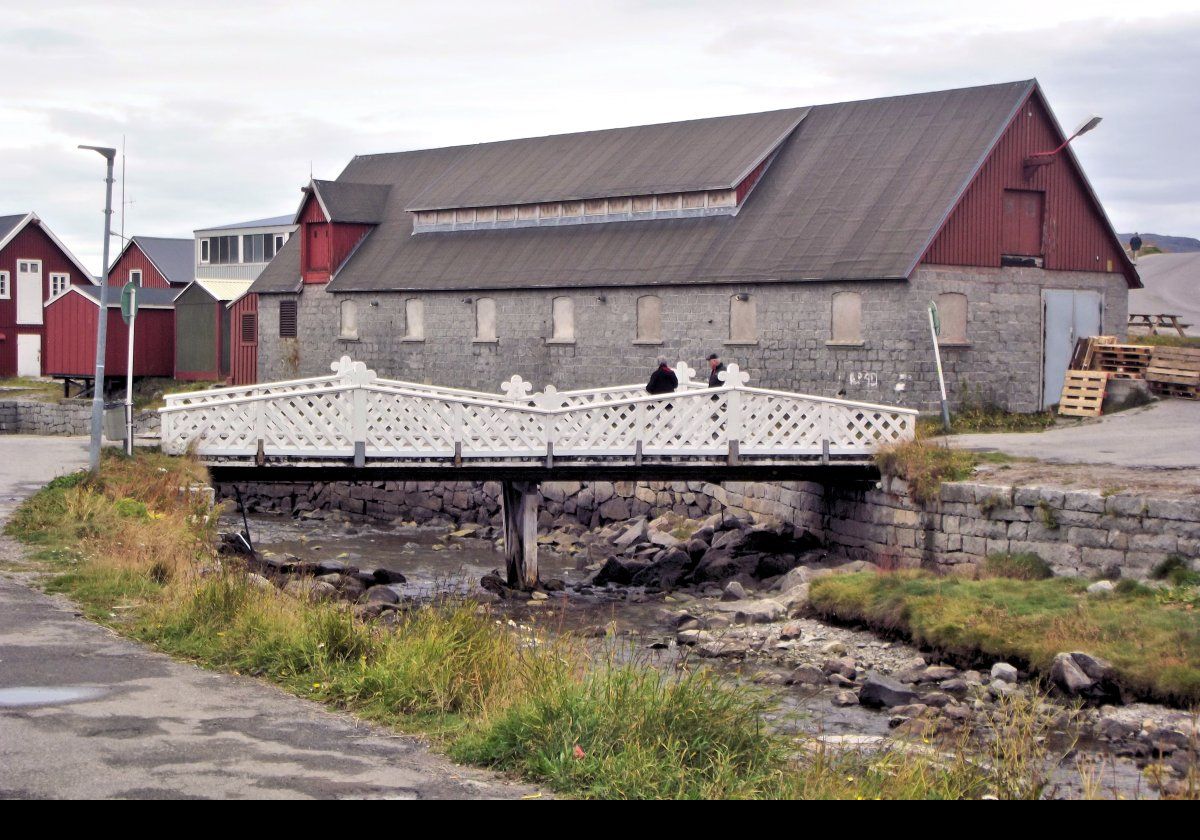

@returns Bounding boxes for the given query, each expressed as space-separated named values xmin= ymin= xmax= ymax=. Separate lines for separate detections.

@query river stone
xmin=283 ymin=579 xmax=338 ymax=602
xmin=858 ymin=673 xmax=919 ymax=708
xmin=793 ymin=665 xmax=826 ymax=686
xmin=721 ymin=581 xmax=748 ymax=601
xmin=711 ymin=598 xmax=786 ymax=625
xmin=778 ymin=620 xmax=804 ymax=641
xmin=371 ymin=568 xmax=407 ymax=585
xmin=990 ymin=662 xmax=1019 ymax=684
xmin=823 ymin=657 xmax=857 ymax=679
xmin=365 ymin=586 xmax=401 ymax=605
xmin=1050 ymin=652 xmax=1116 ymax=697
xmin=919 ymin=665 xmax=959 ymax=683
xmin=777 ymin=582 xmax=810 ymax=614
xmin=613 ymin=519 xmax=648 ymax=549
xmin=246 ymin=572 xmax=275 ymax=591
xmin=832 ymin=691 xmax=859 ymax=707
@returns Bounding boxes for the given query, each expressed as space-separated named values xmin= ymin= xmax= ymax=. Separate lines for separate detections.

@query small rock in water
xmin=793 ymin=665 xmax=826 ymax=686
xmin=778 ymin=620 xmax=804 ymax=641
xmin=721 ymin=580 xmax=748 ymax=601
xmin=832 ymin=691 xmax=859 ymax=707
xmin=530 ymin=590 xmax=549 ymax=601
xmin=858 ymin=673 xmax=919 ymax=709
xmin=990 ymin=662 xmax=1019 ymax=684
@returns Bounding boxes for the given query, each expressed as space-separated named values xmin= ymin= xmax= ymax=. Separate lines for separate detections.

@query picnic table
xmin=1128 ymin=313 xmax=1192 ymax=337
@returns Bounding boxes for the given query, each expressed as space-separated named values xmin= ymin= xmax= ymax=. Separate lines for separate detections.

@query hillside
xmin=1118 ymin=232 xmax=1200 ymax=253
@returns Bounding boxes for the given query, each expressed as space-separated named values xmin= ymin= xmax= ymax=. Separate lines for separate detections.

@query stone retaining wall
xmin=0 ymin=399 xmax=160 ymax=437
xmin=218 ymin=474 xmax=1198 ymax=580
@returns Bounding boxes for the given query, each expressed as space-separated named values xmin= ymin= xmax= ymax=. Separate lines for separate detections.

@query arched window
xmin=830 ymin=292 xmax=862 ymax=345
xmin=404 ymin=298 xmax=424 ymax=341
xmin=936 ymin=292 xmax=968 ymax=345
xmin=339 ymin=299 xmax=358 ymax=340
xmin=729 ymin=294 xmax=756 ymax=343
xmin=551 ymin=296 xmax=574 ymax=341
xmin=636 ymin=295 xmax=662 ymax=343
xmin=475 ymin=297 xmax=497 ymax=342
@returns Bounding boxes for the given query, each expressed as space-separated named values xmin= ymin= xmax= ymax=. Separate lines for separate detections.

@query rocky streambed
xmin=224 ymin=505 xmax=1198 ymax=799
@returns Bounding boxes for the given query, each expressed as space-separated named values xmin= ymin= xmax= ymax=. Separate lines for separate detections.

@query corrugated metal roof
xmin=73 ymin=285 xmax=178 ymax=308
xmin=196 ymin=214 xmax=295 ymax=233
xmin=405 ymin=108 xmax=808 ymax=211
xmin=251 ymin=80 xmax=1037 ymax=295
xmin=132 ymin=236 xmax=195 ymax=285
xmin=186 ymin=278 xmax=255 ymax=302
xmin=309 ymin=180 xmax=391 ymax=224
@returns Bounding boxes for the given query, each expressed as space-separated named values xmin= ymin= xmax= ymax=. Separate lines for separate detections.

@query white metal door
xmin=16 ymin=259 xmax=43 ymax=325
xmin=1042 ymin=289 xmax=1103 ymax=408
xmin=16 ymin=334 xmax=41 ymax=377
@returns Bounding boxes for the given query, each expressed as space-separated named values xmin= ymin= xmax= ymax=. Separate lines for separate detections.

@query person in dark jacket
xmin=707 ymin=353 xmax=727 ymax=387
xmin=646 ymin=357 xmax=678 ymax=394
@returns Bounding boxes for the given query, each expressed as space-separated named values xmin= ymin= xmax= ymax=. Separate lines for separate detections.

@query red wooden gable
xmin=298 ymin=192 xmax=374 ymax=284
xmin=107 ymin=241 xmax=172 ymax=288
xmin=922 ymin=88 xmax=1136 ymax=286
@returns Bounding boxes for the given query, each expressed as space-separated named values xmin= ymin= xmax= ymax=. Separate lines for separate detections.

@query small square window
xmin=0 ymin=271 xmax=9 ymax=299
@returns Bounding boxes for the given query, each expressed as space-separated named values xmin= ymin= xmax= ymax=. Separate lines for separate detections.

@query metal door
xmin=1042 ymin=290 xmax=1103 ymax=408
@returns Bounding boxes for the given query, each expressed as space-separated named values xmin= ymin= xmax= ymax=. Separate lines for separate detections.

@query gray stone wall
xmin=0 ymin=399 xmax=160 ymax=437
xmin=257 ymin=266 xmax=1127 ymax=413
xmin=219 ymin=471 xmax=1195 ymax=581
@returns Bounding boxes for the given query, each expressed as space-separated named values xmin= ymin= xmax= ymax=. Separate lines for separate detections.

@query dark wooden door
xmin=1002 ymin=189 xmax=1045 ymax=256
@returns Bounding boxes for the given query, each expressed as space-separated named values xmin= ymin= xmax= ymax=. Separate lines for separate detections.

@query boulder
xmin=832 ymin=691 xmax=860 ymax=707
xmin=613 ymin=519 xmax=649 ymax=549
xmin=777 ymin=582 xmax=810 ymax=614
xmin=919 ymin=665 xmax=959 ymax=683
xmin=712 ymin=598 xmax=786 ymax=625
xmin=365 ymin=586 xmax=402 ymax=605
xmin=990 ymin=662 xmax=1019 ymax=684
xmin=629 ymin=549 xmax=693 ymax=589
xmin=721 ymin=581 xmax=748 ymax=601
xmin=793 ymin=665 xmax=826 ymax=686
xmin=858 ymin=673 xmax=919 ymax=708
xmin=1050 ymin=651 xmax=1117 ymax=699
xmin=648 ymin=530 xmax=682 ymax=549
xmin=823 ymin=657 xmax=857 ymax=680
xmin=778 ymin=620 xmax=804 ymax=641
xmin=1086 ymin=580 xmax=1116 ymax=596
xmin=593 ymin=556 xmax=639 ymax=586
xmin=283 ymin=579 xmax=338 ymax=602
xmin=772 ymin=566 xmax=811 ymax=592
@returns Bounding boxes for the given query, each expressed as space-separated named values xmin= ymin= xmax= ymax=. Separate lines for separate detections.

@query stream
xmin=230 ymin=509 xmax=1188 ymax=799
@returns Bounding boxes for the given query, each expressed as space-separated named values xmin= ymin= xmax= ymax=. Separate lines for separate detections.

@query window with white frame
xmin=129 ymin=269 xmax=142 ymax=287
xmin=404 ymin=298 xmax=424 ymax=340
xmin=0 ymin=271 xmax=9 ymax=299
xmin=50 ymin=273 xmax=70 ymax=298
xmin=550 ymin=296 xmax=574 ymax=341
xmin=475 ymin=298 xmax=497 ymax=342
xmin=200 ymin=239 xmax=210 ymax=263
xmin=830 ymin=291 xmax=863 ymax=345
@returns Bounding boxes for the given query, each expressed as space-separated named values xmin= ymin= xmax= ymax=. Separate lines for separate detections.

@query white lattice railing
xmin=160 ymin=356 xmax=917 ymax=462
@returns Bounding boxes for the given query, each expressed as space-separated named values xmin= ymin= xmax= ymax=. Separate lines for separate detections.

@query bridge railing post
xmin=352 ymin=387 xmax=367 ymax=468
xmin=726 ymin=385 xmax=742 ymax=464
xmin=452 ymin=402 xmax=464 ymax=466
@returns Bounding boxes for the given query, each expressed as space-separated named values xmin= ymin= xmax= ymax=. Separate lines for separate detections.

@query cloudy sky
xmin=3 ymin=0 xmax=1197 ymax=272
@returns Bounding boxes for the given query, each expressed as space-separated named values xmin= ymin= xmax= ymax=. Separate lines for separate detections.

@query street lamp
xmin=79 ymin=144 xmax=117 ymax=474
xmin=1023 ymin=115 xmax=1103 ymax=177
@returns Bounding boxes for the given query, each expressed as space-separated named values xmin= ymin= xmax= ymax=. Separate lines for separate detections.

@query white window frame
xmin=49 ymin=272 xmax=70 ymax=299
xmin=199 ymin=239 xmax=210 ymax=264
xmin=128 ymin=269 xmax=143 ymax=287
xmin=0 ymin=270 xmax=9 ymax=299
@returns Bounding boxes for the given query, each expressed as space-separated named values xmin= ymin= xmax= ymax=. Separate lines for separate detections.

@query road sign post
xmin=121 ymin=281 xmax=138 ymax=455
xmin=928 ymin=301 xmax=951 ymax=432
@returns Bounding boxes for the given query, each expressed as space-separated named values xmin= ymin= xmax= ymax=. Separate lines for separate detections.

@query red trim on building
xmin=107 ymin=241 xmax=173 ymax=288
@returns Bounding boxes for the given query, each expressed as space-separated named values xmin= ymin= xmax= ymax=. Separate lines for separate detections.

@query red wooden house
xmin=107 ymin=236 xmax=195 ymax=289
xmin=0 ymin=212 xmax=96 ymax=377
xmin=42 ymin=286 xmax=177 ymax=384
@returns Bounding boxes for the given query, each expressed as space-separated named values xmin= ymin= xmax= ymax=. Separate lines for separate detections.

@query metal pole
xmin=125 ymin=301 xmax=136 ymax=455
xmin=81 ymin=145 xmax=117 ymax=474
xmin=928 ymin=305 xmax=951 ymax=432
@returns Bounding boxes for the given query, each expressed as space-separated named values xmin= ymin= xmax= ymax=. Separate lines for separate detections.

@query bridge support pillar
xmin=501 ymin=480 xmax=540 ymax=590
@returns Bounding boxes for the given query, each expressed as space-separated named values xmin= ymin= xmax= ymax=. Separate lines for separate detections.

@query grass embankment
xmin=809 ymin=570 xmax=1200 ymax=704
xmin=4 ymin=451 xmax=1049 ymax=799
xmin=1128 ymin=335 xmax=1200 ymax=349
xmin=0 ymin=376 xmax=61 ymax=402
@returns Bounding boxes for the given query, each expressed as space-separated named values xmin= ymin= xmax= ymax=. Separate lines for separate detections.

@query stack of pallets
xmin=1146 ymin=347 xmax=1200 ymax=400
xmin=1058 ymin=370 xmax=1109 ymax=417
xmin=1090 ymin=343 xmax=1153 ymax=379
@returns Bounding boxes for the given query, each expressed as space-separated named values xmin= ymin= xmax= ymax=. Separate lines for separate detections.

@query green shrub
xmin=981 ymin=553 xmax=1053 ymax=581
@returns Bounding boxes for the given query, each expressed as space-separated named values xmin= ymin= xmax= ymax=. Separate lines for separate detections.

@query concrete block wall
xmin=0 ymin=399 xmax=160 ymax=437
xmin=256 ymin=266 xmax=1127 ymax=414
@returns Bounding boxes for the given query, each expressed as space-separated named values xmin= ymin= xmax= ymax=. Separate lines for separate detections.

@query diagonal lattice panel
xmin=263 ymin=392 xmax=355 ymax=454
xmin=641 ymin=392 xmax=728 ymax=453
xmin=364 ymin=393 xmax=457 ymax=455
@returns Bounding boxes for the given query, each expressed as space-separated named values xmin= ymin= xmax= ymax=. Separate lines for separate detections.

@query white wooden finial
xmin=717 ymin=363 xmax=750 ymax=387
xmin=331 ymin=356 xmax=377 ymax=386
xmin=675 ymin=360 xmax=696 ymax=387
xmin=500 ymin=374 xmax=534 ymax=400
xmin=533 ymin=385 xmax=564 ymax=410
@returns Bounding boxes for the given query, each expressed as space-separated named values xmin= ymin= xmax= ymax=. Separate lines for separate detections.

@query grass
xmin=918 ymin=391 xmax=1058 ymax=437
xmin=980 ymin=552 xmax=1054 ymax=581
xmin=1127 ymin=335 xmax=1200 ymax=348
xmin=0 ymin=376 xmax=61 ymax=402
xmin=876 ymin=439 xmax=982 ymax=505
xmin=133 ymin=378 xmax=225 ymax=411
xmin=809 ymin=570 xmax=1200 ymax=705
xmin=2 ymin=452 xmax=1076 ymax=799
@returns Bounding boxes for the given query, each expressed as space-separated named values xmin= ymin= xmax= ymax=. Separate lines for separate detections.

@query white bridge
xmin=162 ymin=356 xmax=917 ymax=475
xmin=162 ymin=357 xmax=917 ymax=588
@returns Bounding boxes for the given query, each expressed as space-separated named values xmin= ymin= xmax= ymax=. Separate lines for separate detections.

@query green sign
xmin=121 ymin=281 xmax=138 ymax=325
xmin=928 ymin=300 xmax=941 ymax=337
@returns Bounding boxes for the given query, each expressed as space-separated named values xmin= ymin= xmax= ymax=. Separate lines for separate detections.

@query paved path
xmin=1129 ymin=252 xmax=1200 ymax=335
xmin=0 ymin=435 xmax=537 ymax=799
xmin=948 ymin=400 xmax=1200 ymax=468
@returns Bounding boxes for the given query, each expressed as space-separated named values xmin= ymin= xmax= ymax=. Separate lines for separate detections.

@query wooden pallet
xmin=1058 ymin=370 xmax=1109 ymax=417
xmin=1145 ymin=347 xmax=1200 ymax=400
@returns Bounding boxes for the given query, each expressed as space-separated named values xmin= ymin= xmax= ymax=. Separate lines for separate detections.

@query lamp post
xmin=1023 ymin=115 xmax=1102 ymax=177
xmin=80 ymin=144 xmax=117 ymax=474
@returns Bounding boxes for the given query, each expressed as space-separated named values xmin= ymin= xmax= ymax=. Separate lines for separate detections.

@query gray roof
xmin=0 ymin=213 xmax=27 ymax=243
xmin=307 ymin=180 xmax=392 ymax=224
xmin=74 ymin=285 xmax=178 ymax=309
xmin=197 ymin=214 xmax=294 ymax=233
xmin=253 ymin=80 xmax=1102 ymax=295
xmin=130 ymin=236 xmax=195 ymax=285
xmin=405 ymin=108 xmax=808 ymax=210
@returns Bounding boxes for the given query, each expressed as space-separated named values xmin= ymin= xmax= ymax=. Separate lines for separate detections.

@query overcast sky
xmin=3 ymin=0 xmax=1197 ymax=272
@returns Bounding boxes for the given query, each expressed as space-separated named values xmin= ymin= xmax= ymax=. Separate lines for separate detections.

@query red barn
xmin=107 ymin=236 xmax=195 ymax=289
xmin=42 ymin=286 xmax=177 ymax=386
xmin=0 ymin=212 xmax=96 ymax=377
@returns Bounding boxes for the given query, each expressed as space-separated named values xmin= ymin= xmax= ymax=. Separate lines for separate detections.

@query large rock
xmin=593 ymin=556 xmax=640 ymax=586
xmin=629 ymin=549 xmax=693 ymax=589
xmin=365 ymin=586 xmax=402 ymax=605
xmin=777 ymin=582 xmax=810 ymax=614
xmin=1050 ymin=652 xmax=1118 ymax=699
xmin=712 ymin=598 xmax=786 ymax=625
xmin=990 ymin=662 xmax=1019 ymax=684
xmin=613 ymin=519 xmax=648 ymax=550
xmin=858 ymin=673 xmax=920 ymax=709
xmin=690 ymin=548 xmax=759 ymax=584
xmin=283 ymin=579 xmax=338 ymax=602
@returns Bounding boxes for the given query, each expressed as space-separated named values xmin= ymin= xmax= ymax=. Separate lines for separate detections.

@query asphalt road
xmin=0 ymin=435 xmax=537 ymax=800
xmin=948 ymin=399 xmax=1200 ymax=468
xmin=1129 ymin=252 xmax=1200 ymax=335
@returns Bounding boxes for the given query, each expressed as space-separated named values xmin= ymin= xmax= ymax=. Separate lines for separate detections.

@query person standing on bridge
xmin=646 ymin=357 xmax=678 ymax=394
xmin=706 ymin=353 xmax=727 ymax=387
